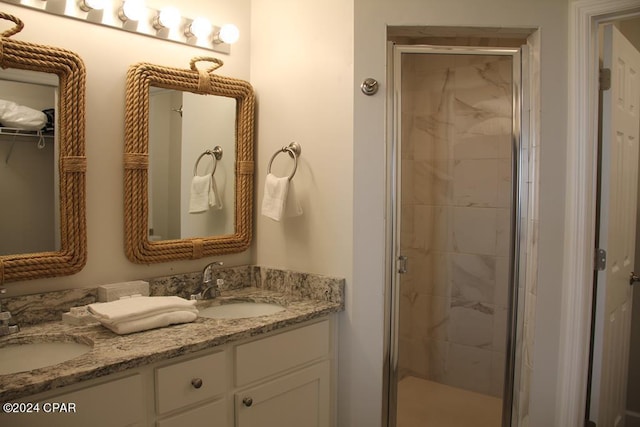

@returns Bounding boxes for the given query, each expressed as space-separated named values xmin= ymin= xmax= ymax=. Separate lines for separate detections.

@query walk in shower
xmin=386 ymin=36 xmax=537 ymax=427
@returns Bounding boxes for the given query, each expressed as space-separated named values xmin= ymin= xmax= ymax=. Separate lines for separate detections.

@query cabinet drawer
xmin=157 ymin=398 xmax=227 ymax=427
xmin=156 ymin=350 xmax=227 ymax=414
xmin=235 ymin=320 xmax=330 ymax=386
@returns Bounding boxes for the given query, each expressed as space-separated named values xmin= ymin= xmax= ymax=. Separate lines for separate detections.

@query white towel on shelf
xmin=261 ymin=173 xmax=289 ymax=221
xmin=99 ymin=310 xmax=198 ymax=335
xmin=88 ymin=296 xmax=197 ymax=323
xmin=189 ymin=175 xmax=212 ymax=213
xmin=284 ymin=180 xmax=303 ymax=218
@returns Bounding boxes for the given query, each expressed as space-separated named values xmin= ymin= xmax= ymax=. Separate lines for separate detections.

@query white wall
xmin=1 ymin=0 xmax=253 ymax=296
xmin=250 ymin=0 xmax=354 ymax=280
xmin=353 ymin=1 xmax=568 ymax=426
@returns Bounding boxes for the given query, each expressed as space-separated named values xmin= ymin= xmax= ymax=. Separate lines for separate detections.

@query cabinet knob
xmin=242 ymin=397 xmax=253 ymax=407
xmin=191 ymin=378 xmax=203 ymax=389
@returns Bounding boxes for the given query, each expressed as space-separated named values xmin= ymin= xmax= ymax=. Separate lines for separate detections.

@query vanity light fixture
xmin=118 ymin=0 xmax=146 ymax=22
xmin=78 ymin=0 xmax=106 ymax=12
xmin=213 ymin=24 xmax=240 ymax=45
xmin=185 ymin=16 xmax=212 ymax=40
xmin=152 ymin=6 xmax=181 ymax=30
xmin=8 ymin=0 xmax=236 ymax=54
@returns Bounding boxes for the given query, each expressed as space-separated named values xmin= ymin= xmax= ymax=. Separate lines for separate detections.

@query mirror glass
xmin=124 ymin=58 xmax=254 ymax=264
xmin=148 ymin=89 xmax=236 ymax=240
xmin=0 ymin=11 xmax=87 ymax=283
xmin=0 ymin=70 xmax=60 ymax=255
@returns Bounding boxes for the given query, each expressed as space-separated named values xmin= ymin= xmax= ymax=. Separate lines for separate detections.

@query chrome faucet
xmin=191 ymin=261 xmax=224 ymax=300
xmin=0 ymin=288 xmax=20 ymax=336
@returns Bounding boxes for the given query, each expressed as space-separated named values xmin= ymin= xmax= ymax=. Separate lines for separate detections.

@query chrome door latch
xmin=595 ymin=248 xmax=607 ymax=271
xmin=630 ymin=272 xmax=640 ymax=286
xmin=398 ymin=256 xmax=408 ymax=274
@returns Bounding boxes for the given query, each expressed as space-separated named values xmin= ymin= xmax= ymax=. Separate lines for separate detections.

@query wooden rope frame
xmin=0 ymin=12 xmax=87 ymax=283
xmin=124 ymin=57 xmax=255 ymax=263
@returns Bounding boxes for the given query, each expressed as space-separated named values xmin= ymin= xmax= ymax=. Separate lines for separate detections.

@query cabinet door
xmin=1 ymin=373 xmax=145 ymax=427
xmin=235 ymin=360 xmax=330 ymax=427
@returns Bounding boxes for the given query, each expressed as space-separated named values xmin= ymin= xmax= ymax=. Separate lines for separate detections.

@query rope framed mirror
xmin=124 ymin=56 xmax=255 ymax=263
xmin=0 ymin=12 xmax=87 ymax=283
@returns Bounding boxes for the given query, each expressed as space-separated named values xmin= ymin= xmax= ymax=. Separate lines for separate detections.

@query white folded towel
xmin=88 ymin=296 xmax=197 ymax=323
xmin=99 ymin=310 xmax=198 ymax=335
xmin=189 ymin=175 xmax=211 ymax=213
xmin=261 ymin=173 xmax=289 ymax=221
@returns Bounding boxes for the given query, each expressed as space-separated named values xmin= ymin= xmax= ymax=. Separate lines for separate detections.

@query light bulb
xmin=120 ymin=0 xmax=146 ymax=22
xmin=186 ymin=17 xmax=211 ymax=39
xmin=214 ymin=24 xmax=239 ymax=44
xmin=79 ymin=0 xmax=106 ymax=11
xmin=154 ymin=6 xmax=181 ymax=30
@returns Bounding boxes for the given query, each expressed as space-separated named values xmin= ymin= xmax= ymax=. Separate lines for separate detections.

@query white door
xmin=590 ymin=24 xmax=640 ymax=427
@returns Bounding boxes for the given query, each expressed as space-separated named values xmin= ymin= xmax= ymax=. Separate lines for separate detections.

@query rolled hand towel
xmin=99 ymin=310 xmax=198 ymax=335
xmin=189 ymin=175 xmax=212 ymax=213
xmin=261 ymin=173 xmax=289 ymax=221
xmin=88 ymin=296 xmax=197 ymax=323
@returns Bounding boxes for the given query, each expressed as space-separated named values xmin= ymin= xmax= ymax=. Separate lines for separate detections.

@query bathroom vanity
xmin=2 ymin=317 xmax=335 ymax=427
xmin=0 ymin=268 xmax=344 ymax=427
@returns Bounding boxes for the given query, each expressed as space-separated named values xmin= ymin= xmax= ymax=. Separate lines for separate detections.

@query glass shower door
xmin=391 ymin=47 xmax=519 ymax=427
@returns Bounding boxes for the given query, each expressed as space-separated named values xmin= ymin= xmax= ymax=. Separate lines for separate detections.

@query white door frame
xmin=560 ymin=1 xmax=640 ymax=426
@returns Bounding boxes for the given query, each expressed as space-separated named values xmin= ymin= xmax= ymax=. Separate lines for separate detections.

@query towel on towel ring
xmin=189 ymin=175 xmax=222 ymax=213
xmin=261 ymin=173 xmax=302 ymax=221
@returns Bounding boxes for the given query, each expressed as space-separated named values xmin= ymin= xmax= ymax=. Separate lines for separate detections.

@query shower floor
xmin=396 ymin=376 xmax=502 ymax=427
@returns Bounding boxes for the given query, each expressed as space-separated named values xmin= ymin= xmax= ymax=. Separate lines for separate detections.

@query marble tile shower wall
xmin=398 ymin=53 xmax=513 ymax=398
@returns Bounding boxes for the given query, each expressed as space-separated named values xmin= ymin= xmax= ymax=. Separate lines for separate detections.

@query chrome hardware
xmin=595 ymin=248 xmax=607 ymax=271
xmin=0 ymin=288 xmax=19 ymax=336
xmin=242 ymin=397 xmax=253 ymax=407
xmin=267 ymin=142 xmax=302 ymax=181
xmin=630 ymin=272 xmax=640 ymax=286
xmin=190 ymin=261 xmax=224 ymax=300
xmin=193 ymin=146 xmax=223 ymax=177
xmin=398 ymin=256 xmax=408 ymax=274
xmin=191 ymin=378 xmax=203 ymax=389
xmin=361 ymin=78 xmax=379 ymax=95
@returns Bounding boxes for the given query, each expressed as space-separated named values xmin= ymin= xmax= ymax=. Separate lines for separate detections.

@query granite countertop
xmin=0 ymin=285 xmax=343 ymax=402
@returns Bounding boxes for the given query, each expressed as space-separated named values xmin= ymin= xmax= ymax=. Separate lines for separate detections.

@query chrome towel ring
xmin=267 ymin=142 xmax=302 ymax=181
xmin=193 ymin=146 xmax=223 ymax=177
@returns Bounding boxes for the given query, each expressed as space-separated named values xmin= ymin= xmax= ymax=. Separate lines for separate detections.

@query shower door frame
xmin=384 ymin=44 xmax=534 ymax=427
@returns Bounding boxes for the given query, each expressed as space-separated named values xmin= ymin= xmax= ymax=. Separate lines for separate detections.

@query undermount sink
xmin=198 ymin=301 xmax=286 ymax=319
xmin=0 ymin=337 xmax=93 ymax=375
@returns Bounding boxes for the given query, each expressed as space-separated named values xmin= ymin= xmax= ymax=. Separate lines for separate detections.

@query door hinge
xmin=595 ymin=248 xmax=607 ymax=271
xmin=599 ymin=68 xmax=611 ymax=91
xmin=398 ymin=256 xmax=408 ymax=274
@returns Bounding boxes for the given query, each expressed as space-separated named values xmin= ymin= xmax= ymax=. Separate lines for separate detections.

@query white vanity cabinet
xmin=233 ymin=320 xmax=332 ymax=427
xmin=234 ymin=360 xmax=331 ymax=427
xmin=0 ymin=316 xmax=336 ymax=427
